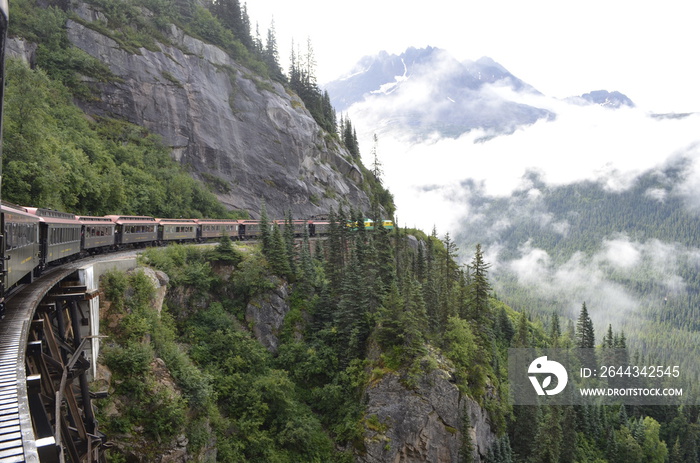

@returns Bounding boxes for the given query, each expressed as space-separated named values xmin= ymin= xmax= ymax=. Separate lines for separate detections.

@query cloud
xmin=494 ymin=235 xmax=692 ymax=329
xmin=351 ymin=89 xmax=700 ymax=234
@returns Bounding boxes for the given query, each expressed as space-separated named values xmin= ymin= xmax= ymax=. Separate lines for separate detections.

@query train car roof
xmin=1 ymin=203 xmax=41 ymax=221
xmin=196 ymin=218 xmax=240 ymax=224
xmin=77 ymin=216 xmax=116 ymax=225
xmin=156 ymin=218 xmax=198 ymax=224
xmin=25 ymin=207 xmax=81 ymax=225
xmin=104 ymin=215 xmax=158 ymax=224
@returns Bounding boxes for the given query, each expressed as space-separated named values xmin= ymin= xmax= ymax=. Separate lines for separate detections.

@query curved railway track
xmin=0 ymin=252 xmax=140 ymax=463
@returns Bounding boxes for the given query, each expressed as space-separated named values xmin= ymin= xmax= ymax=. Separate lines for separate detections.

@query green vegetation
xmin=98 ymin=210 xmax=700 ymax=461
xmin=98 ymin=209 xmax=510 ymax=459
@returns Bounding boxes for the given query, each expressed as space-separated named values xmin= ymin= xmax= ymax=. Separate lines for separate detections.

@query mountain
xmin=325 ymin=47 xmax=554 ymax=140
xmin=570 ymin=89 xmax=635 ymax=108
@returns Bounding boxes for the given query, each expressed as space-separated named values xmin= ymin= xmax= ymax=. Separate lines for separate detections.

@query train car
xmin=308 ymin=220 xmax=330 ymax=237
xmin=196 ymin=219 xmax=239 ymax=241
xmin=25 ymin=207 xmax=82 ymax=267
xmin=1 ymin=203 xmax=40 ymax=288
xmin=363 ymin=219 xmax=395 ymax=231
xmin=238 ymin=220 xmax=269 ymax=240
xmin=105 ymin=215 xmax=158 ymax=247
xmin=157 ymin=218 xmax=198 ymax=243
xmin=273 ymin=219 xmax=308 ymax=237
xmin=78 ymin=215 xmax=116 ymax=253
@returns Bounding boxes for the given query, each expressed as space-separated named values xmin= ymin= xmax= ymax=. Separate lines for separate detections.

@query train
xmin=0 ymin=203 xmax=393 ymax=301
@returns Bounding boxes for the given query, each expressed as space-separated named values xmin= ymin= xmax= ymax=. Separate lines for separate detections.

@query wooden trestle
xmin=1 ymin=266 xmax=106 ymax=463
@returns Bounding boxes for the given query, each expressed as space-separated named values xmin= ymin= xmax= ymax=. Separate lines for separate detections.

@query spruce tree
xmin=576 ymin=302 xmax=595 ymax=348
xmin=536 ymin=406 xmax=563 ymax=463
xmin=283 ymin=210 xmax=296 ymax=276
xmin=336 ymin=247 xmax=370 ymax=362
xmin=268 ymin=223 xmax=291 ymax=277
xmin=259 ymin=200 xmax=271 ymax=255
xmin=298 ymin=222 xmax=316 ymax=295
xmin=325 ymin=207 xmax=343 ymax=294
xmin=512 ymin=312 xmax=529 ymax=348
xmin=549 ymin=312 xmax=561 ymax=348
xmin=467 ymin=243 xmax=492 ymax=332
xmin=263 ymin=19 xmax=285 ymax=82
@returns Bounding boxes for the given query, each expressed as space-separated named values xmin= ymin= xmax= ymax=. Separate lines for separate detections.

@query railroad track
xmin=0 ymin=252 xmax=141 ymax=463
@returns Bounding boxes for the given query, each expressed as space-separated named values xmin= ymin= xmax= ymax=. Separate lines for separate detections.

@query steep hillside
xmin=7 ymin=0 xmax=380 ymax=219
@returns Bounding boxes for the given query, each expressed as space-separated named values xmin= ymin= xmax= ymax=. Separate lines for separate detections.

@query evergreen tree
xmin=210 ymin=231 xmax=241 ymax=264
xmin=210 ymin=0 xmax=251 ymax=48
xmin=402 ymin=277 xmax=428 ymax=358
xmin=268 ymin=223 xmax=291 ymax=277
xmin=576 ymin=302 xmax=596 ymax=367
xmin=263 ymin=19 xmax=285 ymax=82
xmin=422 ymin=236 xmax=440 ymax=332
xmin=459 ymin=407 xmax=475 ymax=463
xmin=370 ymin=133 xmax=383 ymax=181
xmin=466 ymin=243 xmax=492 ymax=331
xmin=559 ymin=405 xmax=577 ymax=463
xmin=495 ymin=306 xmax=515 ymax=345
xmin=283 ymin=210 xmax=296 ymax=276
xmin=603 ymin=323 xmax=615 ymax=348
xmin=668 ymin=437 xmax=682 ymax=463
xmin=259 ymin=200 xmax=271 ymax=255
xmin=336 ymin=246 xmax=370 ymax=362
xmin=535 ymin=406 xmax=562 ymax=463
xmin=325 ymin=207 xmax=344 ymax=296
xmin=510 ymin=403 xmax=540 ymax=462
xmin=512 ymin=311 xmax=529 ymax=348
xmin=297 ymin=223 xmax=316 ymax=295
xmin=375 ymin=282 xmax=405 ymax=350
xmin=549 ymin=312 xmax=561 ymax=347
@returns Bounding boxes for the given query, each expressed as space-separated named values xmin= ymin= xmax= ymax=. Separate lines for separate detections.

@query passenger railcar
xmin=274 ymin=220 xmax=308 ymax=237
xmin=26 ymin=208 xmax=82 ymax=267
xmin=1 ymin=203 xmax=40 ymax=288
xmin=197 ymin=219 xmax=238 ymax=240
xmin=157 ymin=218 xmax=198 ymax=243
xmin=238 ymin=220 xmax=268 ymax=240
xmin=78 ymin=215 xmax=116 ymax=252
xmin=308 ymin=220 xmax=329 ymax=237
xmin=106 ymin=215 xmax=158 ymax=247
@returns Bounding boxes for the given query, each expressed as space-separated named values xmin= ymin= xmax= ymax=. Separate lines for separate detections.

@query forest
xmin=97 ymin=206 xmax=700 ymax=462
xmin=455 ymin=166 xmax=700 ymax=376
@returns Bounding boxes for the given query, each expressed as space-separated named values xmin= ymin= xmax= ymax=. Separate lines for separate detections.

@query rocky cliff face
xmin=245 ymin=279 xmax=290 ymax=352
xmin=12 ymin=1 xmax=374 ymax=219
xmin=360 ymin=365 xmax=496 ymax=463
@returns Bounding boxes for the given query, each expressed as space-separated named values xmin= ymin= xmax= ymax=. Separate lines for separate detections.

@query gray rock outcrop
xmin=360 ymin=368 xmax=496 ymax=463
xmin=245 ymin=280 xmax=290 ymax=352
xmin=48 ymin=3 xmax=375 ymax=219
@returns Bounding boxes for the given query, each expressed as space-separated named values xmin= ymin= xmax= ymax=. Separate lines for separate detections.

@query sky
xmin=247 ymin=0 xmax=700 ymax=112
